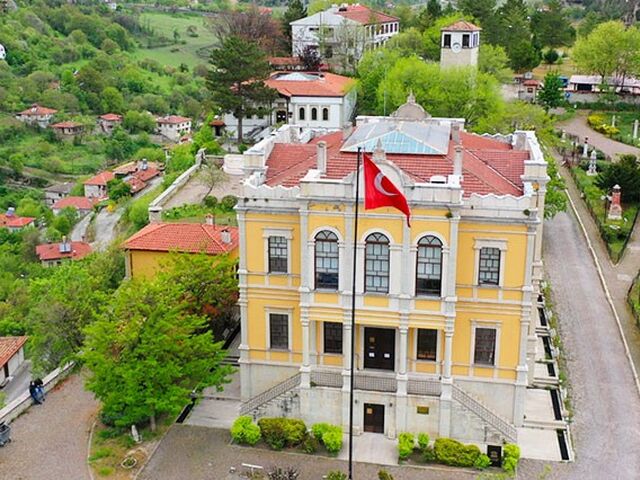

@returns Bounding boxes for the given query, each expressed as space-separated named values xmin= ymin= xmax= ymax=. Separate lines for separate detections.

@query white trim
xmin=412 ymin=231 xmax=447 ymax=247
xmin=360 ymin=227 xmax=395 ymax=245
xmin=413 ymin=327 xmax=440 ymax=364
xmin=263 ymin=228 xmax=293 ymax=275
xmin=473 ymin=238 xmax=508 ymax=288
xmin=310 ymin=227 xmax=342 ymax=292
xmin=469 ymin=320 xmax=502 ymax=378
xmin=412 ymin=232 xmax=447 ymax=299
xmin=265 ymin=308 xmax=294 ymax=352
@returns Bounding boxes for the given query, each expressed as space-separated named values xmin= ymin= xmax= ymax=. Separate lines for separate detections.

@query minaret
xmin=440 ymin=20 xmax=481 ymax=69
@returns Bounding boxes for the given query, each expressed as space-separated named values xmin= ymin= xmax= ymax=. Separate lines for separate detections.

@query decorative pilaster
xmin=237 ymin=208 xmax=252 ymax=401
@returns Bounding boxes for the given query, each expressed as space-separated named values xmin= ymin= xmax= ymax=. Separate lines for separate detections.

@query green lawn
xmin=596 ymin=111 xmax=640 ymax=148
xmin=134 ymin=12 xmax=217 ymax=69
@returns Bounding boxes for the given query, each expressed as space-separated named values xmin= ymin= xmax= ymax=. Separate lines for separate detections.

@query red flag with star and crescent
xmin=363 ymin=153 xmax=411 ymax=227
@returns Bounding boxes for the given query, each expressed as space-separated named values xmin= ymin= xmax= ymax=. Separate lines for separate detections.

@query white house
xmin=15 ymin=104 xmax=58 ymax=128
xmin=0 ymin=44 xmax=6 ymax=61
xmin=156 ymin=115 xmax=192 ymax=142
xmin=440 ymin=20 xmax=481 ymax=69
xmin=224 ymin=71 xmax=356 ymax=141
xmin=0 ymin=336 xmax=27 ymax=387
xmin=290 ymin=4 xmax=399 ymax=66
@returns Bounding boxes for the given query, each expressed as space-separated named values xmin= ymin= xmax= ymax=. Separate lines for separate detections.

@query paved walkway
xmin=559 ymin=112 xmax=640 ymax=159
xmin=163 ymin=170 xmax=243 ymax=210
xmin=0 ymin=373 xmax=98 ymax=480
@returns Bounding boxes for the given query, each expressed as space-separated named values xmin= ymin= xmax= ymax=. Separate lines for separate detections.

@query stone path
xmin=0 ymin=373 xmax=98 ymax=480
xmin=71 ymin=213 xmax=92 ymax=242
xmin=558 ymin=112 xmax=640 ymax=159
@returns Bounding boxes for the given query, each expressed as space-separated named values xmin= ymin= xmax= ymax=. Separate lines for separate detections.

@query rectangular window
xmin=478 ymin=247 xmax=500 ymax=285
xmin=474 ymin=328 xmax=496 ymax=365
xmin=268 ymin=236 xmax=288 ymax=273
xmin=324 ymin=322 xmax=343 ymax=354
xmin=443 ymin=33 xmax=451 ymax=48
xmin=269 ymin=313 xmax=289 ymax=349
xmin=416 ymin=329 xmax=437 ymax=361
xmin=462 ymin=34 xmax=470 ymax=47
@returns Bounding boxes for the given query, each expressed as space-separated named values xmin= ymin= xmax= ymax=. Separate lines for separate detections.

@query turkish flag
xmin=363 ymin=153 xmax=411 ymax=227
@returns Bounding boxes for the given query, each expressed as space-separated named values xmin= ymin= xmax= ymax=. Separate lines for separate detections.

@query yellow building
xmin=236 ymin=98 xmax=548 ymax=446
xmin=122 ymin=218 xmax=239 ymax=279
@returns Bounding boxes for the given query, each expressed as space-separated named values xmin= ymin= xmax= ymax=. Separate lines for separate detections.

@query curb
xmin=87 ymin=419 xmax=97 ymax=480
xmin=563 ymin=181 xmax=640 ymax=396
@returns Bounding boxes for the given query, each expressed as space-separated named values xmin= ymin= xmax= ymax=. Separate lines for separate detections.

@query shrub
xmin=230 ymin=416 xmax=261 ymax=445
xmin=502 ymin=456 xmax=518 ymax=474
xmin=503 ymin=443 xmax=521 ymax=461
xmin=257 ymin=418 xmax=307 ymax=450
xmin=312 ymin=422 xmax=330 ymax=441
xmin=417 ymin=433 xmax=430 ymax=451
xmin=543 ymin=49 xmax=559 ymax=64
xmin=300 ymin=435 xmax=319 ymax=454
xmin=397 ymin=432 xmax=414 ymax=460
xmin=378 ymin=469 xmax=394 ymax=480
xmin=433 ymin=438 xmax=481 ymax=467
xmin=322 ymin=426 xmax=343 ymax=454
xmin=326 ymin=472 xmax=347 ymax=480
xmin=268 ymin=467 xmax=299 ymax=479
xmin=220 ymin=194 xmax=238 ymax=211
xmin=474 ymin=454 xmax=491 ymax=470
xmin=502 ymin=443 xmax=521 ymax=474
xmin=283 ymin=418 xmax=307 ymax=446
xmin=203 ymin=195 xmax=218 ymax=208
xmin=422 ymin=446 xmax=436 ymax=463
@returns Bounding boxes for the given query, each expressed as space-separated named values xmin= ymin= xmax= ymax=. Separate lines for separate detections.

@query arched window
xmin=299 ymin=107 xmax=305 ymax=121
xmin=416 ymin=235 xmax=443 ymax=296
xmin=365 ymin=233 xmax=390 ymax=293
xmin=322 ymin=108 xmax=329 ymax=121
xmin=315 ymin=230 xmax=339 ymax=290
xmin=311 ymin=107 xmax=318 ymax=121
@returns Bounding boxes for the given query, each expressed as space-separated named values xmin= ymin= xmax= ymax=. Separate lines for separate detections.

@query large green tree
xmin=530 ymin=0 xmax=576 ymax=49
xmin=207 ymin=36 xmax=277 ymax=143
xmin=83 ymin=278 xmax=233 ymax=430
xmin=537 ymin=73 xmax=565 ymax=111
xmin=281 ymin=0 xmax=306 ymax=52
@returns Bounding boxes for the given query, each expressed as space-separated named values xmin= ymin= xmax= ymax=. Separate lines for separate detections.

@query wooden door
xmin=363 ymin=403 xmax=385 ymax=433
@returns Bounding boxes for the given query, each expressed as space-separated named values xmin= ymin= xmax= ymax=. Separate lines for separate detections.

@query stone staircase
xmin=239 ymin=374 xmax=301 ymax=419
xmin=452 ymin=383 xmax=518 ymax=443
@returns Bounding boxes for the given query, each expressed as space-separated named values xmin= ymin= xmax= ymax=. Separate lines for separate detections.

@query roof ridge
xmin=201 ymin=223 xmax=225 ymax=250
xmin=463 ymin=150 xmax=521 ymax=193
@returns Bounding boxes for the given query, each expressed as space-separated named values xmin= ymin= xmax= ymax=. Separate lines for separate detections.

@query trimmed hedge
xmin=433 ymin=438 xmax=481 ymax=468
xmin=397 ymin=432 xmax=414 ymax=460
xmin=312 ymin=422 xmax=343 ymax=454
xmin=502 ymin=443 xmax=521 ymax=474
xmin=230 ymin=416 xmax=261 ymax=445
xmin=258 ymin=417 xmax=308 ymax=450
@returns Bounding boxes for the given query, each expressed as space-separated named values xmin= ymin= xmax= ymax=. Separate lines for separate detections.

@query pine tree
xmin=282 ymin=0 xmax=307 ymax=53
xmin=537 ymin=73 xmax=564 ymax=111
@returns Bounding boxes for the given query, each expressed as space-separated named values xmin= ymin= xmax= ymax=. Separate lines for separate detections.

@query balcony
xmin=309 ymin=368 xmax=441 ymax=396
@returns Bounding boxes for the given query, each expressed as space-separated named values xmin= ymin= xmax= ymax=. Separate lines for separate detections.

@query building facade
xmin=237 ymin=99 xmax=548 ymax=446
xmin=440 ymin=21 xmax=481 ymax=70
xmin=156 ymin=115 xmax=192 ymax=142
xmin=15 ymin=104 xmax=57 ymax=128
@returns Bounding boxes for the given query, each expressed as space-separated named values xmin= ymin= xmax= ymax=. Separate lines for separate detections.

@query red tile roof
xmin=265 ymin=129 xmax=528 ymax=196
xmin=17 ymin=104 xmax=57 ymax=116
xmin=36 ymin=241 xmax=92 ymax=261
xmin=157 ymin=115 xmax=191 ymax=125
xmin=441 ymin=20 xmax=482 ymax=31
xmin=125 ymin=176 xmax=146 ymax=193
xmin=52 ymin=196 xmax=97 ymax=211
xmin=269 ymin=56 xmax=303 ymax=66
xmin=335 ymin=5 xmax=399 ymax=24
xmin=50 ymin=121 xmax=83 ymax=129
xmin=266 ymin=72 xmax=354 ymax=98
xmin=0 ymin=336 xmax=27 ymax=368
xmin=84 ymin=171 xmax=115 ymax=186
xmin=0 ymin=214 xmax=35 ymax=228
xmin=123 ymin=223 xmax=239 ymax=255
xmin=99 ymin=113 xmax=123 ymax=121
xmin=523 ymin=79 xmax=540 ymax=87
xmin=133 ymin=167 xmax=161 ymax=183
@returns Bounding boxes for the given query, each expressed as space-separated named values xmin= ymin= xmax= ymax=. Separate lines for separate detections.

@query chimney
xmin=221 ymin=228 xmax=231 ymax=245
xmin=59 ymin=235 xmax=71 ymax=253
xmin=6 ymin=206 xmax=15 ymax=217
xmin=317 ymin=141 xmax=327 ymax=174
xmin=205 ymin=213 xmax=215 ymax=226
xmin=141 ymin=158 xmax=148 ymax=171
xmin=451 ymin=122 xmax=460 ymax=144
xmin=454 ymin=145 xmax=463 ymax=176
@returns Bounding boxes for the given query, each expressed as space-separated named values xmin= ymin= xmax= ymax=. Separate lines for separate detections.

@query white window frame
xmin=413 ymin=327 xmax=440 ymax=363
xmin=265 ymin=308 xmax=293 ymax=351
xmin=470 ymin=320 xmax=501 ymax=371
xmin=263 ymin=228 xmax=293 ymax=275
xmin=473 ymin=239 xmax=507 ymax=288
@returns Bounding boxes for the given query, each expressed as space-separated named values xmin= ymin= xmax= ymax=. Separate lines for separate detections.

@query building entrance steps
xmin=186 ymin=372 xmax=241 ymax=429
xmin=337 ymin=432 xmax=398 ymax=466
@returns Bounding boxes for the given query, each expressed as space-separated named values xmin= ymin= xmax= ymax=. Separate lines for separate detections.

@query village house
xmin=122 ymin=216 xmax=238 ymax=279
xmin=51 ymin=196 xmax=98 ymax=217
xmin=224 ymin=71 xmax=356 ymax=141
xmin=35 ymin=238 xmax=92 ymax=267
xmin=114 ymin=159 xmax=162 ymax=195
xmin=519 ymin=79 xmax=541 ymax=102
xmin=0 ymin=208 xmax=35 ymax=232
xmin=50 ymin=121 xmax=83 ymax=137
xmin=97 ymin=113 xmax=123 ymax=134
xmin=156 ymin=115 xmax=192 ymax=142
xmin=290 ymin=4 xmax=399 ymax=65
xmin=15 ymin=104 xmax=57 ymax=128
xmin=83 ymin=171 xmax=114 ymax=199
xmin=0 ymin=336 xmax=28 ymax=388
xmin=235 ymin=96 xmax=549 ymax=449
xmin=44 ymin=182 xmax=74 ymax=207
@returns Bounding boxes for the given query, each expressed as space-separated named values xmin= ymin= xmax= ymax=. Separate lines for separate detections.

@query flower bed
xmin=587 ymin=112 xmax=640 ymax=148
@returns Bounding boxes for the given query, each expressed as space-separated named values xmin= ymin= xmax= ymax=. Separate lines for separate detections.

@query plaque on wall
xmin=487 ymin=445 xmax=502 ymax=467
xmin=416 ymin=406 xmax=430 ymax=415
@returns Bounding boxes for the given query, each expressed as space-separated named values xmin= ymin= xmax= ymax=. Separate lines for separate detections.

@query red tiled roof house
xmin=83 ymin=171 xmax=115 ymax=199
xmin=98 ymin=113 xmax=123 ymax=134
xmin=156 ymin=115 xmax=192 ymax=143
xmin=35 ymin=239 xmax=92 ymax=267
xmin=15 ymin=104 xmax=58 ymax=128
xmin=0 ymin=336 xmax=28 ymax=387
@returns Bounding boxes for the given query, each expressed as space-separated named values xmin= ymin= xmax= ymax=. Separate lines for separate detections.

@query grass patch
xmin=571 ymin=165 xmax=639 ymax=262
xmin=89 ymin=447 xmax=114 ymax=462
xmin=591 ymin=111 xmax=640 ymax=148
xmin=627 ymin=274 xmax=640 ymax=328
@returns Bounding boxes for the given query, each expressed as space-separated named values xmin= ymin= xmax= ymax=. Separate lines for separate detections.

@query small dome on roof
xmin=391 ymin=92 xmax=430 ymax=120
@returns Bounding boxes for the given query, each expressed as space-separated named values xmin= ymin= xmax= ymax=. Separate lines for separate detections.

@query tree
xmin=206 ymin=36 xmax=278 ymax=142
xmin=496 ymin=0 xmax=541 ymax=72
xmin=530 ymin=0 xmax=576 ymax=49
xmin=458 ymin=0 xmax=500 ymax=43
xmin=82 ymin=277 xmax=233 ymax=430
xmin=107 ymin=178 xmax=132 ymax=201
xmin=538 ymin=73 xmax=564 ymax=111
xmin=101 ymin=86 xmax=125 ymax=114
xmin=123 ymin=111 xmax=156 ymax=133
xmin=478 ymin=44 xmax=513 ymax=83
xmin=356 ymin=48 xmax=401 ymax=115
xmin=426 ymin=0 xmax=442 ymax=20
xmin=212 ymin=7 xmax=285 ymax=56
xmin=282 ymin=0 xmax=307 ymax=52
xmin=299 ymin=45 xmax=322 ymax=71
xmin=386 ymin=28 xmax=426 ymax=58
xmin=596 ymin=155 xmax=640 ymax=203
xmin=198 ymin=164 xmax=228 ymax=198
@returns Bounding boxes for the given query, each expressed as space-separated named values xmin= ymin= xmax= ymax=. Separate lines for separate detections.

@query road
xmin=518 ymin=210 xmax=640 ymax=479
xmin=91 ymin=207 xmax=124 ymax=251
xmin=0 ymin=374 xmax=98 ymax=480
xmin=70 ymin=213 xmax=92 ymax=242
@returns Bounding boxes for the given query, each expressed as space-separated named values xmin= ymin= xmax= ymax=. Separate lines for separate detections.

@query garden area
xmin=587 ymin=112 xmax=640 ymax=148
xmin=161 ymin=194 xmax=238 ymax=225
xmin=571 ymin=157 xmax=640 ymax=262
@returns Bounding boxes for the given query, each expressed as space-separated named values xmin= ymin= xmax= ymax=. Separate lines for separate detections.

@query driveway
xmin=0 ymin=373 xmax=98 ymax=480
xmin=71 ymin=213 xmax=92 ymax=242
xmin=91 ymin=207 xmax=124 ymax=251
xmin=559 ymin=112 xmax=640 ymax=159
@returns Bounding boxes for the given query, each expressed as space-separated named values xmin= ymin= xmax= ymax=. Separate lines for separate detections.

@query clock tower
xmin=440 ymin=20 xmax=481 ymax=69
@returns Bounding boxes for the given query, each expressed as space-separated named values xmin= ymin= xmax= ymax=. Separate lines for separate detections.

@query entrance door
xmin=363 ymin=403 xmax=385 ymax=433
xmin=364 ymin=327 xmax=395 ymax=370
xmin=276 ymin=110 xmax=287 ymax=123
